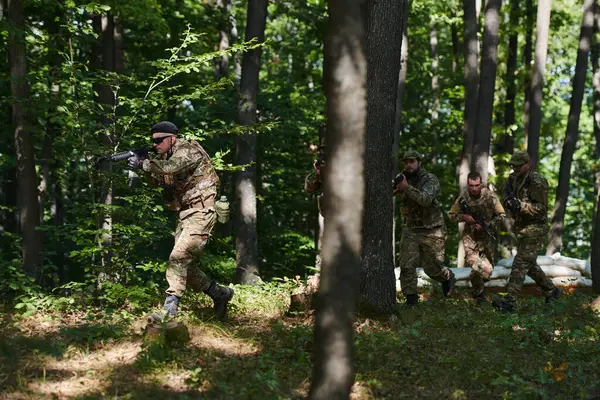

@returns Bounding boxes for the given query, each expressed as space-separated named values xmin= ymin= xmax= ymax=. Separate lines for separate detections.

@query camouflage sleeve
xmin=142 ymin=151 xmax=199 ymax=176
xmin=520 ymin=175 xmax=548 ymax=216
xmin=448 ymin=197 xmax=462 ymax=222
xmin=402 ymin=174 xmax=440 ymax=207
xmin=490 ymin=192 xmax=506 ymax=229
xmin=304 ymin=171 xmax=320 ymax=193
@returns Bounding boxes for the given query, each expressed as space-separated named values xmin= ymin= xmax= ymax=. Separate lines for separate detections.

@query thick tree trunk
xmin=458 ymin=0 xmax=479 ymax=192
xmin=499 ymin=0 xmax=519 ymax=154
xmin=592 ymin=0 xmax=600 ymax=294
xmin=309 ymin=0 xmax=366 ymax=396
xmin=235 ymin=0 xmax=267 ymax=285
xmin=527 ymin=0 xmax=552 ymax=168
xmin=360 ymin=0 xmax=404 ymax=317
xmin=546 ymin=0 xmax=594 ymax=256
xmin=471 ymin=0 xmax=501 ymax=185
xmin=8 ymin=0 xmax=43 ymax=277
xmin=523 ymin=0 xmax=534 ymax=141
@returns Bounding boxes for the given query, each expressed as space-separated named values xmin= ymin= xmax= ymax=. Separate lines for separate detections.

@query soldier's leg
xmin=421 ymin=228 xmax=451 ymax=282
xmin=399 ymin=229 xmax=420 ymax=302
xmin=464 ymin=237 xmax=484 ymax=297
xmin=505 ymin=236 xmax=537 ymax=306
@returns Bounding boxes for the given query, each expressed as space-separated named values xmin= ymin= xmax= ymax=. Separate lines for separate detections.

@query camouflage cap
xmin=510 ymin=151 xmax=530 ymax=166
xmin=402 ymin=150 xmax=421 ymax=160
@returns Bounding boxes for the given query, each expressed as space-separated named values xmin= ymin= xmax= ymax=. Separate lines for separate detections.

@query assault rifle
xmin=93 ymin=147 xmax=149 ymax=168
xmin=458 ymin=197 xmax=496 ymax=241
xmin=505 ymin=183 xmax=521 ymax=213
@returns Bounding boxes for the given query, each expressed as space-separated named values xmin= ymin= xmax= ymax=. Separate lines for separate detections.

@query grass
xmin=1 ymin=285 xmax=599 ymax=399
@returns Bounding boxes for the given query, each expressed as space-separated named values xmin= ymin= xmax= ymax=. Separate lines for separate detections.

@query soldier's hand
xmin=462 ymin=214 xmax=476 ymax=225
xmin=127 ymin=154 xmax=142 ymax=170
xmin=474 ymin=223 xmax=483 ymax=231
xmin=393 ymin=178 xmax=408 ymax=195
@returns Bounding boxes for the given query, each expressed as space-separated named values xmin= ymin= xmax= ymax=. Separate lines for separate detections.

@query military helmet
xmin=509 ymin=151 xmax=530 ymax=166
xmin=402 ymin=149 xmax=421 ymax=161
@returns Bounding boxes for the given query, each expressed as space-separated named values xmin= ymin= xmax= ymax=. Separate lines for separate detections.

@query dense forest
xmin=1 ymin=0 xmax=600 ymax=398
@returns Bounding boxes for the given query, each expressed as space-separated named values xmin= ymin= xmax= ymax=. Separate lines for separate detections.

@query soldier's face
xmin=403 ymin=158 xmax=420 ymax=174
xmin=467 ymin=178 xmax=482 ymax=196
xmin=152 ymin=133 xmax=175 ymax=155
xmin=511 ymin=162 xmax=529 ymax=176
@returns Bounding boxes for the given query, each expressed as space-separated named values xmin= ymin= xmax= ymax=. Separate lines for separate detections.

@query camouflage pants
xmin=399 ymin=227 xmax=450 ymax=296
xmin=505 ymin=234 xmax=555 ymax=305
xmin=165 ymin=207 xmax=217 ymax=297
xmin=463 ymin=235 xmax=494 ymax=297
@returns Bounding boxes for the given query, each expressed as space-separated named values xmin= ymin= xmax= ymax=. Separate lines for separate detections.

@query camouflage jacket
xmin=305 ymin=170 xmax=323 ymax=214
xmin=504 ymin=169 xmax=548 ymax=236
xmin=397 ymin=167 xmax=445 ymax=229
xmin=142 ymin=139 xmax=219 ymax=211
xmin=448 ymin=188 xmax=505 ymax=241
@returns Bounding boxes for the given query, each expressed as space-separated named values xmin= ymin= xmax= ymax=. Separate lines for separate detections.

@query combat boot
xmin=405 ymin=294 xmax=419 ymax=306
xmin=492 ymin=297 xmax=515 ymax=313
xmin=204 ymin=282 xmax=234 ymax=319
xmin=442 ymin=270 xmax=456 ymax=297
xmin=162 ymin=295 xmax=180 ymax=317
xmin=545 ymin=287 xmax=561 ymax=304
xmin=473 ymin=292 xmax=486 ymax=305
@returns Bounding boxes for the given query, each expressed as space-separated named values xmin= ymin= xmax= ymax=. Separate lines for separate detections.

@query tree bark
xmin=458 ymin=0 xmax=479 ymax=192
xmin=360 ymin=0 xmax=404 ymax=317
xmin=309 ymin=0 xmax=366 ymax=396
xmin=499 ymin=0 xmax=519 ymax=154
xmin=546 ymin=0 xmax=594 ymax=256
xmin=214 ymin=0 xmax=231 ymax=77
xmin=471 ymin=0 xmax=501 ymax=185
xmin=523 ymin=0 xmax=534 ymax=141
xmin=592 ymin=0 xmax=600 ymax=294
xmin=451 ymin=10 xmax=461 ymax=75
xmin=8 ymin=0 xmax=43 ymax=277
xmin=235 ymin=0 xmax=267 ymax=285
xmin=430 ymin=18 xmax=440 ymax=163
xmin=527 ymin=0 xmax=552 ymax=168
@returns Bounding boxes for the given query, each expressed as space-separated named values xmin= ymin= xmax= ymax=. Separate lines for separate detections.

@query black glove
xmin=127 ymin=154 xmax=142 ymax=170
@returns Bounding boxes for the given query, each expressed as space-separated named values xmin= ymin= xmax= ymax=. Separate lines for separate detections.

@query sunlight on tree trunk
xmin=309 ymin=0 xmax=366 ymax=397
xmin=547 ymin=0 xmax=594 ymax=256
xmin=527 ymin=0 xmax=552 ymax=168
xmin=235 ymin=0 xmax=267 ymax=285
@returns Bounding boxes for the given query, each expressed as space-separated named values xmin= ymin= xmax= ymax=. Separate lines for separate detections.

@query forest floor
xmin=1 ymin=284 xmax=599 ymax=400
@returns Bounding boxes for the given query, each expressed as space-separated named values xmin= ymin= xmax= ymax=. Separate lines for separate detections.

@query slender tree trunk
xmin=472 ymin=0 xmax=501 ymax=185
xmin=458 ymin=0 xmax=479 ymax=192
xmin=546 ymin=0 xmax=594 ymax=256
xmin=8 ymin=0 xmax=42 ymax=277
xmin=591 ymin=0 xmax=600 ymax=294
xmin=235 ymin=0 xmax=267 ymax=285
xmin=360 ymin=0 xmax=404 ymax=317
xmin=499 ymin=0 xmax=519 ymax=154
xmin=523 ymin=0 xmax=534 ymax=142
xmin=430 ymin=18 xmax=440 ymax=163
xmin=527 ymin=0 xmax=552 ymax=168
xmin=309 ymin=0 xmax=366 ymax=396
xmin=451 ymin=11 xmax=461 ymax=75
xmin=214 ymin=0 xmax=231 ymax=77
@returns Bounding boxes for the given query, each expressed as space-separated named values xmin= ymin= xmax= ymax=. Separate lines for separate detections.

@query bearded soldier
xmin=449 ymin=171 xmax=505 ymax=303
xmin=492 ymin=151 xmax=561 ymax=312
xmin=127 ymin=121 xmax=234 ymax=320
xmin=394 ymin=150 xmax=455 ymax=305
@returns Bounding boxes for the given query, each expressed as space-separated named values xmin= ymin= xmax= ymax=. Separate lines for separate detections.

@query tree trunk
xmin=309 ymin=0 xmax=366 ymax=396
xmin=235 ymin=0 xmax=267 ymax=285
xmin=499 ymin=0 xmax=519 ymax=154
xmin=527 ymin=0 xmax=552 ymax=168
xmin=360 ymin=0 xmax=404 ymax=317
xmin=471 ymin=0 xmax=501 ymax=185
xmin=523 ymin=0 xmax=534 ymax=141
xmin=451 ymin=11 xmax=461 ymax=75
xmin=8 ymin=0 xmax=42 ymax=277
xmin=591 ymin=0 xmax=600 ymax=294
xmin=214 ymin=0 xmax=231 ymax=77
xmin=430 ymin=18 xmax=440 ymax=163
xmin=458 ymin=0 xmax=479 ymax=192
xmin=546 ymin=0 xmax=594 ymax=256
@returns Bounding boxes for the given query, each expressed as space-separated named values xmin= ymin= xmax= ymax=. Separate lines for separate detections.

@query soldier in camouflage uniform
xmin=304 ymin=138 xmax=325 ymax=269
xmin=449 ymin=171 xmax=505 ymax=303
xmin=492 ymin=151 xmax=561 ymax=312
xmin=127 ymin=121 xmax=234 ymax=320
xmin=394 ymin=150 xmax=455 ymax=305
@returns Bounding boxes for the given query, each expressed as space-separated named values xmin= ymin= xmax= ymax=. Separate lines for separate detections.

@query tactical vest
xmin=508 ymin=170 xmax=548 ymax=230
xmin=401 ymin=168 xmax=445 ymax=229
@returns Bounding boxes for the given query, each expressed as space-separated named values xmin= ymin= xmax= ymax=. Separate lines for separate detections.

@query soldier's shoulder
xmin=529 ymin=171 xmax=548 ymax=187
xmin=421 ymin=169 xmax=441 ymax=183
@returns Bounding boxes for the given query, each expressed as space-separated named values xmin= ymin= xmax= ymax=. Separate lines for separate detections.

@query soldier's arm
xmin=489 ymin=193 xmax=506 ymax=229
xmin=448 ymin=198 xmax=463 ymax=222
xmin=520 ymin=176 xmax=548 ymax=216
xmin=401 ymin=175 xmax=440 ymax=207
xmin=304 ymin=171 xmax=320 ymax=193
xmin=142 ymin=151 xmax=199 ymax=176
